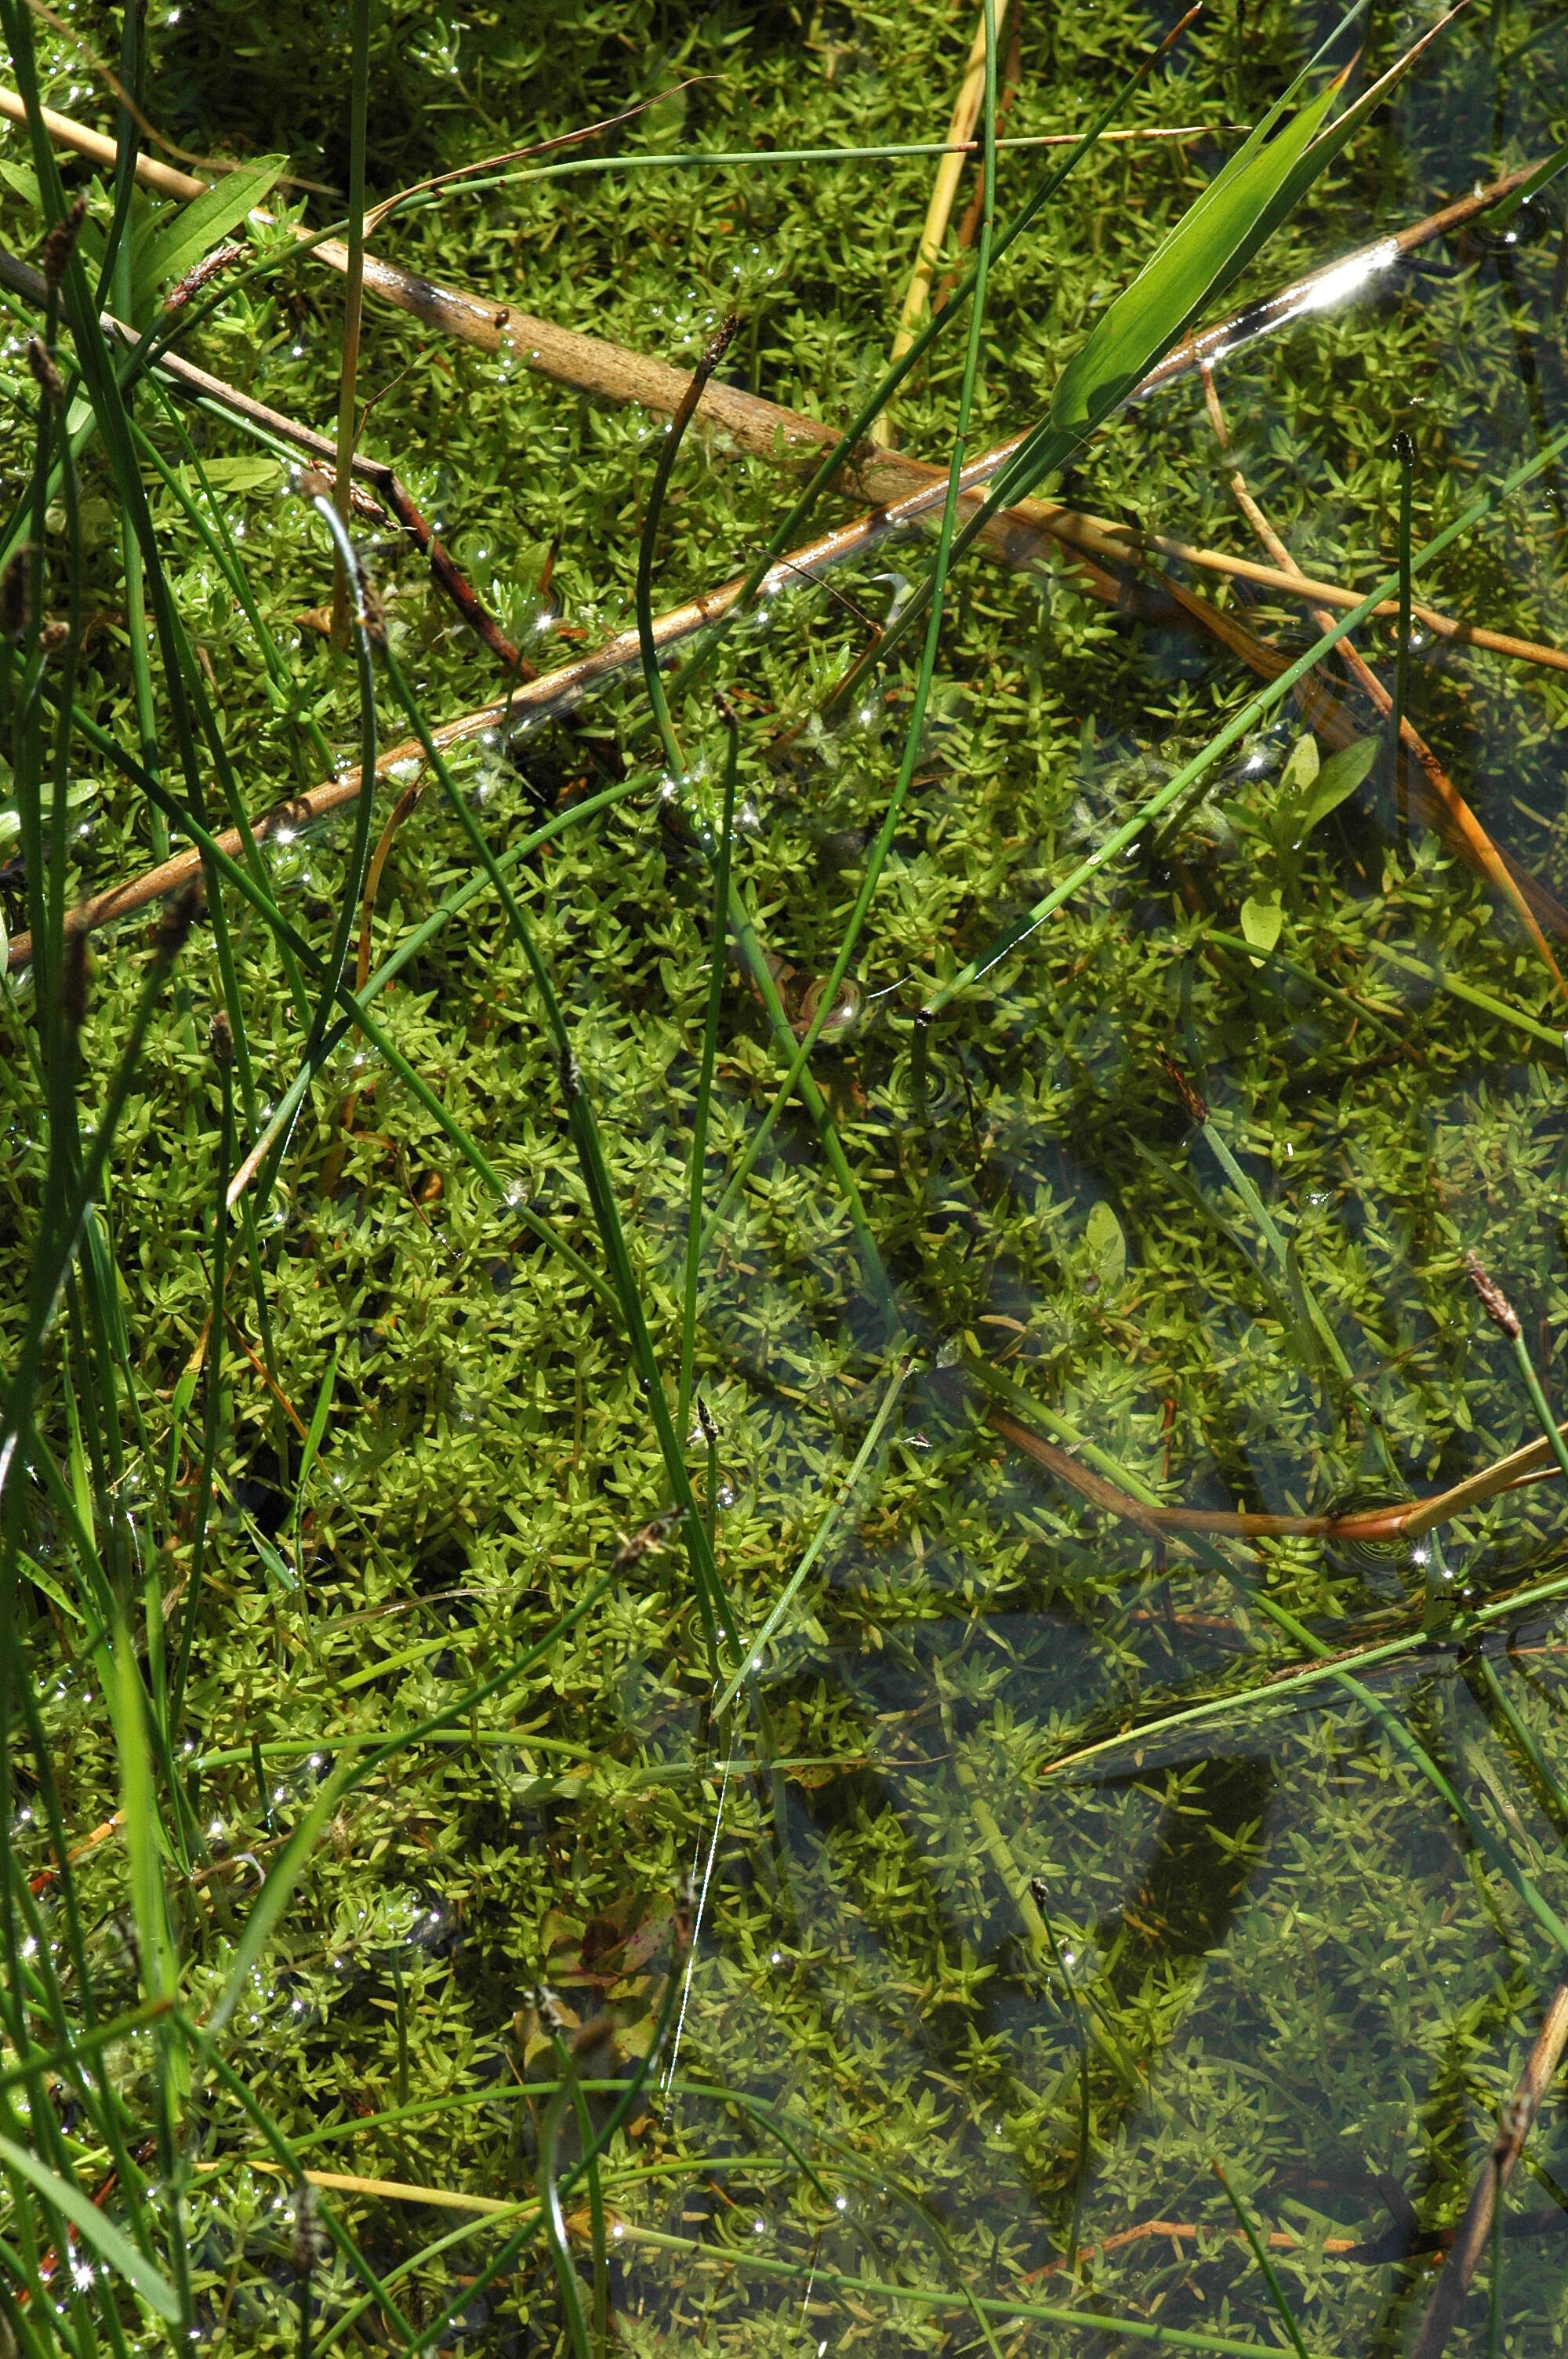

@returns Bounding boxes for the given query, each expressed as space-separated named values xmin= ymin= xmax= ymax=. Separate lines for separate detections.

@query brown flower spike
xmin=26 ymin=340 xmax=63 ymax=406
xmin=40 ymin=195 xmax=86 ymax=293
xmin=1466 ymin=1250 xmax=1521 ymax=1340
xmin=0 ymin=548 xmax=27 ymax=643
xmin=156 ymin=882 xmax=203 ymax=963
xmin=1159 ymin=1049 xmax=1210 ymax=1128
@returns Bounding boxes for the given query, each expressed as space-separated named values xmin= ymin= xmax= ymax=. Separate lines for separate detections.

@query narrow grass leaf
xmin=110 ymin=1623 xmax=175 ymax=2003
xmin=1212 ymin=2160 xmax=1311 ymax=2359
xmin=132 ymin=157 xmax=285 ymax=313
xmin=0 ymin=2132 xmax=180 ymax=2321
xmin=293 ymin=1346 xmax=338 ymax=1524
xmin=1051 ymin=78 xmax=1341 ymax=440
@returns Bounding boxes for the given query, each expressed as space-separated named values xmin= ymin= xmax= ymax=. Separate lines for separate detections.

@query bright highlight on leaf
xmin=0 ymin=2133 xmax=181 ymax=2321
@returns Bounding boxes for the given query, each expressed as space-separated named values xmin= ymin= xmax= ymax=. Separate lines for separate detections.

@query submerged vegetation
xmin=11 ymin=0 xmax=1568 ymax=2350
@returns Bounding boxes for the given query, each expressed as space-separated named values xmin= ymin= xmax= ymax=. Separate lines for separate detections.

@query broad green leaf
xmin=1281 ymin=732 xmax=1380 ymax=841
xmin=0 ymin=777 xmax=99 ymax=850
xmin=1051 ymin=75 xmax=1341 ymax=440
xmin=173 ymin=455 xmax=285 ymax=499
xmin=1210 ymin=7 xmax=1464 ymax=311
xmin=0 ymin=160 xmax=40 ymax=208
xmin=1240 ymin=892 xmax=1284 ymax=957
xmin=133 ymin=154 xmax=284 ymax=312
xmin=1032 ymin=7 xmax=1455 ymax=471
xmin=1084 ymin=1199 xmax=1127 ymax=1286
xmin=0 ymin=2132 xmax=180 ymax=2321
xmin=1279 ymin=733 xmax=1319 ymax=791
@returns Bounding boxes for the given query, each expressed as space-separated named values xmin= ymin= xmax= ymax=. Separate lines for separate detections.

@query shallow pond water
xmin=9 ymin=2 xmax=1568 ymax=2354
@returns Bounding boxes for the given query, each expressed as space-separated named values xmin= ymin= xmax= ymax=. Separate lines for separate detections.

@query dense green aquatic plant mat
xmin=11 ymin=0 xmax=1568 ymax=2353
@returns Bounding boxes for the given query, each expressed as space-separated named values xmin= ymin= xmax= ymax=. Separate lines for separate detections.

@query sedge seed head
xmin=0 ymin=548 xmax=28 ymax=643
xmin=40 ymin=196 xmax=87 ymax=292
xmin=156 ymin=883 xmax=204 ymax=963
xmin=359 ymin=576 xmax=388 ymax=650
xmin=1159 ymin=1049 xmax=1208 ymax=1127
xmin=1465 ymin=1250 xmax=1520 ymax=1339
xmin=26 ymin=340 xmax=63 ymax=405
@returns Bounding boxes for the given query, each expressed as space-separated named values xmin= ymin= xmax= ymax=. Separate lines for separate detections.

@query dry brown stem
xmin=0 ymin=245 xmax=532 ymax=677
xmin=1408 ymin=1985 xmax=1568 ymax=2359
xmin=1 ymin=455 xmax=1269 ymax=971
xmin=9 ymin=132 xmax=1567 ymax=963
xmin=987 ymin=1403 xmax=1568 ymax=1547
xmin=6 ymin=94 xmax=1565 ymax=684
xmin=0 ymin=81 xmax=1543 ymax=498
xmin=1203 ymin=369 xmax=1568 ymax=1003
xmin=1060 ymin=511 xmax=1568 ymax=676
xmin=13 ymin=431 xmax=1568 ymax=968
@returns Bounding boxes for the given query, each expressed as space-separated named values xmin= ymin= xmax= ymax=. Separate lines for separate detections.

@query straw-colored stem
xmin=873 ymin=0 xmax=1004 ymax=445
xmin=0 ymin=80 xmax=1544 ymax=457
xmin=1204 ymin=373 xmax=1568 ymax=1004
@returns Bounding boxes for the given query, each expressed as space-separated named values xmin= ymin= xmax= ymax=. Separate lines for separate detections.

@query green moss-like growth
xmin=6 ymin=2 xmax=1568 ymax=2354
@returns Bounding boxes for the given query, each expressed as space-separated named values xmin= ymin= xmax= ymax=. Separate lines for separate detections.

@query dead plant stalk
xmin=1201 ymin=368 xmax=1568 ymax=1002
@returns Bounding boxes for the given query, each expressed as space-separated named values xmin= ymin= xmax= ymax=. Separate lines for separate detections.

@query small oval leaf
xmin=1240 ymin=893 xmax=1284 ymax=957
xmin=1084 ymin=1199 xmax=1127 ymax=1285
xmin=1287 ymin=732 xmax=1381 ymax=840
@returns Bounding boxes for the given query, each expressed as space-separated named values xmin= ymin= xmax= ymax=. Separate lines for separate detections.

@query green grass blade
xmin=1051 ymin=79 xmax=1341 ymax=442
xmin=110 ymin=1626 xmax=176 ymax=2006
xmin=293 ymin=1345 xmax=338 ymax=1530
xmin=677 ymin=707 xmax=738 ymax=1437
xmin=1212 ymin=2159 xmax=1311 ymax=2359
xmin=714 ymin=1351 xmax=912 ymax=1717
xmin=0 ymin=2132 xmax=180 ymax=2322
